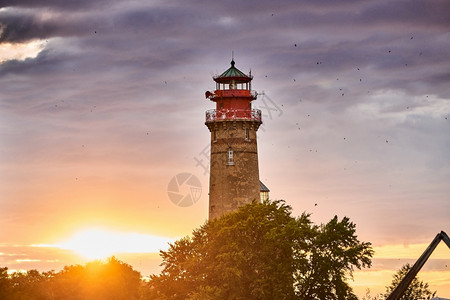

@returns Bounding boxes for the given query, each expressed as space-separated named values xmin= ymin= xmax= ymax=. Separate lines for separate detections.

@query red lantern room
xmin=205 ymin=60 xmax=261 ymax=122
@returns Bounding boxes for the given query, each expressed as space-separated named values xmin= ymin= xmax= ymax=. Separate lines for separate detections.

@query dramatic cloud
xmin=0 ymin=0 xmax=117 ymax=11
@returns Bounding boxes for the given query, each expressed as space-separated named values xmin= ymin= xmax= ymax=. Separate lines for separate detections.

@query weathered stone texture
xmin=206 ymin=120 xmax=261 ymax=219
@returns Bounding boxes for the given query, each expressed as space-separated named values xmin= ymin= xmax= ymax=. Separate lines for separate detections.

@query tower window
xmin=245 ymin=128 xmax=249 ymax=141
xmin=213 ymin=130 xmax=217 ymax=142
xmin=227 ymin=147 xmax=234 ymax=165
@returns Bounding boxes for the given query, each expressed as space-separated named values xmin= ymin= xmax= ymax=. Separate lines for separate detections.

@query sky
xmin=1 ymin=0 xmax=449 ymax=297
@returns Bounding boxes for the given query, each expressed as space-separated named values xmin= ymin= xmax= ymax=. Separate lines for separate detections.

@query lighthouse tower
xmin=205 ymin=60 xmax=262 ymax=219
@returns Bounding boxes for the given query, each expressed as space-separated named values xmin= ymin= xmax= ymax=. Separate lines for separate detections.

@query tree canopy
xmin=144 ymin=199 xmax=374 ymax=299
xmin=384 ymin=264 xmax=436 ymax=300
xmin=0 ymin=257 xmax=141 ymax=300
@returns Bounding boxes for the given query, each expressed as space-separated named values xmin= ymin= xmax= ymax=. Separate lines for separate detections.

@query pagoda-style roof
xmin=214 ymin=60 xmax=252 ymax=84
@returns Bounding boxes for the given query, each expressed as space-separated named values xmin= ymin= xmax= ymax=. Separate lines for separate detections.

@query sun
xmin=53 ymin=229 xmax=174 ymax=260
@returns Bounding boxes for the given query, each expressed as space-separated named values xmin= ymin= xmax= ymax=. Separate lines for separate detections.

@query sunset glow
xmin=373 ymin=241 xmax=450 ymax=259
xmin=38 ymin=229 xmax=175 ymax=260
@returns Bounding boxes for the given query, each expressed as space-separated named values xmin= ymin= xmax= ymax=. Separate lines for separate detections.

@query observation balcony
xmin=205 ymin=109 xmax=262 ymax=123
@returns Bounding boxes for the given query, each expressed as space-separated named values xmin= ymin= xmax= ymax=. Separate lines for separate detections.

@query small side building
xmin=260 ymin=180 xmax=270 ymax=201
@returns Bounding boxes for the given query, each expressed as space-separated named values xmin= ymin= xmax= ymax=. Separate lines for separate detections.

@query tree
xmin=9 ymin=269 xmax=48 ymax=300
xmin=295 ymin=215 xmax=373 ymax=299
xmin=0 ymin=267 xmax=11 ymax=299
xmin=0 ymin=268 xmax=51 ymax=300
xmin=0 ymin=257 xmax=141 ymax=300
xmin=50 ymin=256 xmax=141 ymax=300
xmin=384 ymin=264 xmax=436 ymax=300
xmin=144 ymin=199 xmax=373 ymax=299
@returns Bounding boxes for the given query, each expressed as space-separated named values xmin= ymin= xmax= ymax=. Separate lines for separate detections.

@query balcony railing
xmin=205 ymin=109 xmax=262 ymax=122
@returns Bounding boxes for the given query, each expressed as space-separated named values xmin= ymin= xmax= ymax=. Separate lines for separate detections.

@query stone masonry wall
xmin=206 ymin=120 xmax=261 ymax=219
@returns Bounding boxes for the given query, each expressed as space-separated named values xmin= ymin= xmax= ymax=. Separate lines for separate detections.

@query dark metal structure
xmin=386 ymin=231 xmax=450 ymax=300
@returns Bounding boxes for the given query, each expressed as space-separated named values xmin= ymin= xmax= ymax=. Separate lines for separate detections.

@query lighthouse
xmin=205 ymin=60 xmax=263 ymax=219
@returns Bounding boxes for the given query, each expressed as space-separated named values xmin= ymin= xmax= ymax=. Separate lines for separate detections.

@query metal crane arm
xmin=387 ymin=231 xmax=450 ymax=300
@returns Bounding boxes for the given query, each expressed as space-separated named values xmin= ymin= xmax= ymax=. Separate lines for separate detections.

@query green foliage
xmin=1 ymin=269 xmax=51 ymax=300
xmin=295 ymin=215 xmax=373 ymax=299
xmin=145 ymin=199 xmax=373 ymax=299
xmin=384 ymin=264 xmax=436 ymax=300
xmin=0 ymin=257 xmax=141 ymax=300
xmin=50 ymin=256 xmax=141 ymax=300
xmin=0 ymin=267 xmax=11 ymax=299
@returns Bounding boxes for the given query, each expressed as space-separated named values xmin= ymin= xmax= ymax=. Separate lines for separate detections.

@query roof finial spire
xmin=231 ymin=51 xmax=235 ymax=67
